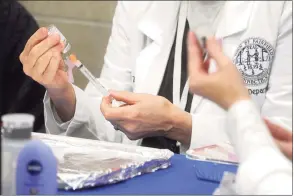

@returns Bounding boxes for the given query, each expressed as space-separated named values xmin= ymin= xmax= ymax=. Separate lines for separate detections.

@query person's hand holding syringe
xmin=47 ymin=25 xmax=123 ymax=107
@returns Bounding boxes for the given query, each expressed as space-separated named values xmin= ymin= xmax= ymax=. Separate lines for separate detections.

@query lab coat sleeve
xmin=227 ymin=100 xmax=292 ymax=195
xmin=261 ymin=1 xmax=293 ymax=130
xmin=44 ymin=84 xmax=121 ymax=141
xmin=188 ymin=107 xmax=231 ymax=150
xmin=43 ymin=2 xmax=135 ymax=143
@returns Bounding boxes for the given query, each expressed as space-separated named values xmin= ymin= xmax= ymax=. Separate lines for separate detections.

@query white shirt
xmin=188 ymin=1 xmax=225 ymax=38
xmin=227 ymin=100 xmax=292 ymax=195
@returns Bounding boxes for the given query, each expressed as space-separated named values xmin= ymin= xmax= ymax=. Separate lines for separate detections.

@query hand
xmin=20 ymin=27 xmax=76 ymax=122
xmin=187 ymin=32 xmax=250 ymax=110
xmin=20 ymin=27 xmax=70 ymax=94
xmin=100 ymin=91 xmax=176 ymax=140
xmin=264 ymin=119 xmax=293 ymax=160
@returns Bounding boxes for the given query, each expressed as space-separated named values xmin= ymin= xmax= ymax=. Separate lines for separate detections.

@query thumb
xmin=264 ymin=118 xmax=293 ymax=141
xmin=109 ymin=90 xmax=139 ymax=105
xmin=187 ymin=31 xmax=207 ymax=75
xmin=206 ymin=37 xmax=231 ymax=69
xmin=101 ymin=95 xmax=113 ymax=107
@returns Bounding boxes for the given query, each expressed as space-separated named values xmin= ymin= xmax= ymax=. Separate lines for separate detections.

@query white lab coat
xmin=226 ymin=100 xmax=292 ymax=195
xmin=44 ymin=1 xmax=292 ymax=151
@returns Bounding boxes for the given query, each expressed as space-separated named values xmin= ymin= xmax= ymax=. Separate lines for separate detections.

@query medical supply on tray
xmin=33 ymin=133 xmax=174 ymax=191
xmin=186 ymin=142 xmax=239 ymax=165
xmin=16 ymin=140 xmax=57 ymax=195
xmin=1 ymin=113 xmax=34 ymax=196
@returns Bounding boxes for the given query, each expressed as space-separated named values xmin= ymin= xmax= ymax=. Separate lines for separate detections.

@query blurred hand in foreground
xmin=187 ymin=31 xmax=250 ymax=110
xmin=264 ymin=119 xmax=293 ymax=160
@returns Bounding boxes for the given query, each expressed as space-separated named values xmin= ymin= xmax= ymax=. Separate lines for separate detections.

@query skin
xmin=187 ymin=31 xmax=292 ymax=160
xmin=20 ymin=27 xmax=77 ymax=122
xmin=100 ymin=91 xmax=192 ymax=147
xmin=187 ymin=31 xmax=250 ymax=110
xmin=264 ymin=119 xmax=293 ymax=160
xmin=101 ymin=91 xmax=192 ymax=145
xmin=20 ymin=27 xmax=192 ymax=147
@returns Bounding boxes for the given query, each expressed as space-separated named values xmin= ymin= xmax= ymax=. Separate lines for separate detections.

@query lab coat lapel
xmin=191 ymin=1 xmax=254 ymax=113
xmin=215 ymin=1 xmax=254 ymax=38
xmin=135 ymin=2 xmax=181 ymax=95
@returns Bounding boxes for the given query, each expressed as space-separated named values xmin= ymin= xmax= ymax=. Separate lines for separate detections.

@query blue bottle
xmin=15 ymin=140 xmax=57 ymax=195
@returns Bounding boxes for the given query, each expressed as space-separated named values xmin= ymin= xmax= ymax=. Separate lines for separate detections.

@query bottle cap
xmin=1 ymin=114 xmax=34 ymax=139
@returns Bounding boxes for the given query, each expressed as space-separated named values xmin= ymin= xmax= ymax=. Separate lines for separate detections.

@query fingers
xmin=264 ymin=119 xmax=293 ymax=141
xmin=101 ymin=96 xmax=139 ymax=121
xmin=101 ymin=95 xmax=113 ymax=107
xmin=103 ymin=106 xmax=135 ymax=121
xmin=42 ymin=51 xmax=63 ymax=85
xmin=187 ymin=31 xmax=207 ymax=76
xmin=25 ymin=43 xmax=63 ymax=85
xmin=101 ymin=96 xmax=124 ymax=120
xmin=34 ymin=44 xmax=62 ymax=77
xmin=275 ymin=139 xmax=293 ymax=160
xmin=109 ymin=90 xmax=139 ymax=104
xmin=21 ymin=26 xmax=64 ymax=85
xmin=22 ymin=27 xmax=48 ymax=57
xmin=206 ymin=37 xmax=231 ymax=69
xmin=187 ymin=32 xmax=213 ymax=94
xmin=265 ymin=119 xmax=292 ymax=160
xmin=27 ymin=34 xmax=62 ymax=71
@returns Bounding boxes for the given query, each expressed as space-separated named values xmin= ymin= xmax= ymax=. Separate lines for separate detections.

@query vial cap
xmin=1 ymin=114 xmax=34 ymax=139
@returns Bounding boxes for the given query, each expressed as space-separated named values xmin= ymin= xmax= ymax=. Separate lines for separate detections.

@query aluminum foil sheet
xmin=32 ymin=133 xmax=174 ymax=190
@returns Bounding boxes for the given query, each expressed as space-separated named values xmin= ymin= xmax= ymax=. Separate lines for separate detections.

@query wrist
xmin=166 ymin=105 xmax=192 ymax=147
xmin=47 ymin=82 xmax=72 ymax=99
xmin=47 ymin=83 xmax=76 ymax=122
xmin=222 ymin=87 xmax=250 ymax=110
xmin=224 ymin=94 xmax=251 ymax=110
xmin=169 ymin=106 xmax=191 ymax=130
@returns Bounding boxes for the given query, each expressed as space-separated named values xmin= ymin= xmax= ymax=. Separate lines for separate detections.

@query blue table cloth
xmin=58 ymin=154 xmax=238 ymax=195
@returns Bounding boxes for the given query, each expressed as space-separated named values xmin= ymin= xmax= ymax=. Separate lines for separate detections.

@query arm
xmin=44 ymin=2 xmax=135 ymax=142
xmin=166 ymin=108 xmax=192 ymax=150
xmin=165 ymin=106 xmax=227 ymax=152
xmin=261 ymin=1 xmax=292 ymax=130
xmin=165 ymin=103 xmax=229 ymax=152
xmin=186 ymin=18 xmax=292 ymax=194
xmin=228 ymin=100 xmax=292 ymax=195
xmin=178 ymin=1 xmax=293 ymax=151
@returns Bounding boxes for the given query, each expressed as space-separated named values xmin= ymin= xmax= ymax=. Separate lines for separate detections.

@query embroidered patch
xmin=233 ymin=37 xmax=275 ymax=87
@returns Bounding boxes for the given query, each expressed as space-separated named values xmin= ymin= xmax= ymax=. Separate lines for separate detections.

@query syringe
xmin=47 ymin=25 xmax=122 ymax=106
xmin=68 ymin=55 xmax=110 ymax=96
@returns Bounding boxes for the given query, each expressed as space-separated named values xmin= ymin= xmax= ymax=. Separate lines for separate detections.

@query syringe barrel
xmin=78 ymin=66 xmax=110 ymax=96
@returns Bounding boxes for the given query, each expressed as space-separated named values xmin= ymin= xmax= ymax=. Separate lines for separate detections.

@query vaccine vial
xmin=47 ymin=25 xmax=73 ymax=73
xmin=1 ymin=113 xmax=34 ymax=196
xmin=47 ymin=25 xmax=71 ymax=54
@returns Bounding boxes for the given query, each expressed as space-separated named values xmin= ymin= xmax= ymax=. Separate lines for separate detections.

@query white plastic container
xmin=1 ymin=113 xmax=35 ymax=196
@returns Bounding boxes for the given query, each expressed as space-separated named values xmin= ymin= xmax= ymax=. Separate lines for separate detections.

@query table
xmin=58 ymin=154 xmax=238 ymax=195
